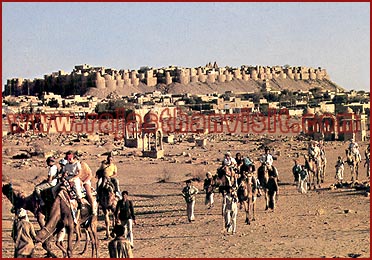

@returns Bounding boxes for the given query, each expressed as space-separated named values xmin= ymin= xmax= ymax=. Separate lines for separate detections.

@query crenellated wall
xmin=3 ymin=63 xmax=330 ymax=97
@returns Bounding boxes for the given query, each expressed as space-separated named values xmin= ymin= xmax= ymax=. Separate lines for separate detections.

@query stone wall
xmin=3 ymin=63 xmax=330 ymax=97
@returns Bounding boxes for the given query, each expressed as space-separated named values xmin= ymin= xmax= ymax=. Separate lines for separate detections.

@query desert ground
xmin=1 ymin=117 xmax=370 ymax=258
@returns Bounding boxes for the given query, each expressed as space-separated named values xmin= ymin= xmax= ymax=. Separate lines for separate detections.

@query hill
xmin=86 ymin=77 xmax=345 ymax=99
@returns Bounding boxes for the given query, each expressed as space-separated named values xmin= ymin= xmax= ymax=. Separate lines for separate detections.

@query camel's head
xmin=2 ymin=183 xmax=13 ymax=198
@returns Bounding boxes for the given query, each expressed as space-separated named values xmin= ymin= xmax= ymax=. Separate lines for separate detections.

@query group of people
xmin=292 ymin=138 xmax=369 ymax=192
xmin=11 ymin=151 xmax=136 ymax=258
xmin=182 ymin=147 xmax=278 ymax=235
xmin=334 ymin=139 xmax=369 ymax=183
xmin=11 ymin=138 xmax=369 ymax=256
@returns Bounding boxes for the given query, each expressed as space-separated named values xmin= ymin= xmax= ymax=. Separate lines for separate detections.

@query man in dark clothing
xmin=203 ymin=172 xmax=215 ymax=209
xmin=240 ymin=157 xmax=255 ymax=176
xmin=108 ymin=224 xmax=133 ymax=258
xmin=235 ymin=153 xmax=243 ymax=170
xmin=292 ymin=160 xmax=302 ymax=184
xmin=115 ymin=191 xmax=136 ymax=248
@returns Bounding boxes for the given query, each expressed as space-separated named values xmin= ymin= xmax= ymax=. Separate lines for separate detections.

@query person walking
xmin=182 ymin=180 xmax=199 ymax=222
xmin=12 ymin=208 xmax=37 ymax=258
xmin=335 ymin=156 xmax=345 ymax=183
xmin=203 ymin=172 xmax=215 ymax=209
xmin=108 ymin=224 xmax=134 ymax=258
xmin=115 ymin=191 xmax=136 ymax=248
xmin=222 ymin=187 xmax=238 ymax=235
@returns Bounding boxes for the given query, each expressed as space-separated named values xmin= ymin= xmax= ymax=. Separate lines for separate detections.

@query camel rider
xmin=240 ymin=157 xmax=253 ymax=176
xmin=308 ymin=141 xmax=320 ymax=162
xmin=64 ymin=151 xmax=97 ymax=215
xmin=223 ymin=152 xmax=237 ymax=169
xmin=348 ymin=139 xmax=362 ymax=162
xmin=35 ymin=157 xmax=58 ymax=207
xmin=222 ymin=152 xmax=238 ymax=189
xmin=96 ymin=154 xmax=121 ymax=199
xmin=260 ymin=147 xmax=273 ymax=167
xmin=50 ymin=158 xmax=68 ymax=198
xmin=58 ymin=159 xmax=68 ymax=180
xmin=235 ymin=153 xmax=243 ymax=170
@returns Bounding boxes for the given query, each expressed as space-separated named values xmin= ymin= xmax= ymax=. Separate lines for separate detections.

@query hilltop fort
xmin=3 ymin=62 xmax=344 ymax=98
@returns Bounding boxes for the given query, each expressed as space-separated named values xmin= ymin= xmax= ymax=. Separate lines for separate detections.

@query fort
xmin=3 ymin=63 xmax=332 ymax=97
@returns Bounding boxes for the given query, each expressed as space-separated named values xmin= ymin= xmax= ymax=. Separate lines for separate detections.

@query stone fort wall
xmin=3 ymin=63 xmax=329 ymax=96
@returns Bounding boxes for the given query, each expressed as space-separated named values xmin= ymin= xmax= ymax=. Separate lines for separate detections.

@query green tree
xmin=332 ymin=95 xmax=348 ymax=104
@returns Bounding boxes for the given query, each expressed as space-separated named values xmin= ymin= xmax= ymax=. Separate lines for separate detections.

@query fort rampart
xmin=4 ymin=63 xmax=329 ymax=96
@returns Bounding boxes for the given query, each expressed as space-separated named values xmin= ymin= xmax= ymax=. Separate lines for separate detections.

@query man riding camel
xmin=34 ymin=157 xmax=58 ymax=207
xmin=223 ymin=152 xmax=237 ymax=170
xmin=64 ymin=151 xmax=97 ymax=215
xmin=222 ymin=152 xmax=238 ymax=189
xmin=96 ymin=154 xmax=121 ymax=199
xmin=308 ymin=141 xmax=321 ymax=162
xmin=348 ymin=138 xmax=362 ymax=162
xmin=260 ymin=147 xmax=273 ymax=167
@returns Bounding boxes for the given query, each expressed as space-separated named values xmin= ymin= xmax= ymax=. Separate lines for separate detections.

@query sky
xmin=2 ymin=2 xmax=370 ymax=91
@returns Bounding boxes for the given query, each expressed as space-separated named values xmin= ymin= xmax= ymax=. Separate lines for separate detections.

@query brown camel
xmin=345 ymin=149 xmax=360 ymax=182
xmin=2 ymin=183 xmax=51 ymax=228
xmin=2 ymin=183 xmax=59 ymax=258
xmin=35 ymin=187 xmax=99 ymax=258
xmin=258 ymin=164 xmax=279 ymax=210
xmin=320 ymin=152 xmax=327 ymax=183
xmin=304 ymin=155 xmax=320 ymax=189
xmin=267 ymin=175 xmax=279 ymax=211
xmin=237 ymin=173 xmax=258 ymax=225
xmin=213 ymin=165 xmax=237 ymax=215
xmin=97 ymin=176 xmax=118 ymax=239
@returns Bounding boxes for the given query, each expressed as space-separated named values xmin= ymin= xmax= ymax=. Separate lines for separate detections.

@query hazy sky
xmin=2 ymin=2 xmax=370 ymax=91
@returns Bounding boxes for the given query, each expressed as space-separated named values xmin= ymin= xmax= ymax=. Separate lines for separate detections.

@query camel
xmin=320 ymin=152 xmax=327 ymax=183
xmin=213 ymin=165 xmax=238 ymax=215
xmin=2 ymin=183 xmax=59 ymax=257
xmin=2 ymin=183 xmax=51 ymax=228
xmin=97 ymin=176 xmax=118 ymax=239
xmin=257 ymin=164 xmax=279 ymax=210
xmin=345 ymin=149 xmax=360 ymax=182
xmin=35 ymin=187 xmax=99 ymax=258
xmin=2 ymin=183 xmax=96 ymax=257
xmin=267 ymin=175 xmax=279 ymax=210
xmin=214 ymin=165 xmax=238 ymax=195
xmin=237 ymin=173 xmax=257 ymax=224
xmin=303 ymin=154 xmax=320 ymax=189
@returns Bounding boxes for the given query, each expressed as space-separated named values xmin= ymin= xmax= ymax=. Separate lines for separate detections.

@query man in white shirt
xmin=64 ymin=151 xmax=84 ymax=209
xmin=35 ymin=157 xmax=58 ymax=206
xmin=223 ymin=152 xmax=238 ymax=188
xmin=348 ymin=139 xmax=361 ymax=162
xmin=260 ymin=147 xmax=273 ymax=167
xmin=223 ymin=152 xmax=237 ymax=168
xmin=223 ymin=187 xmax=238 ymax=234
